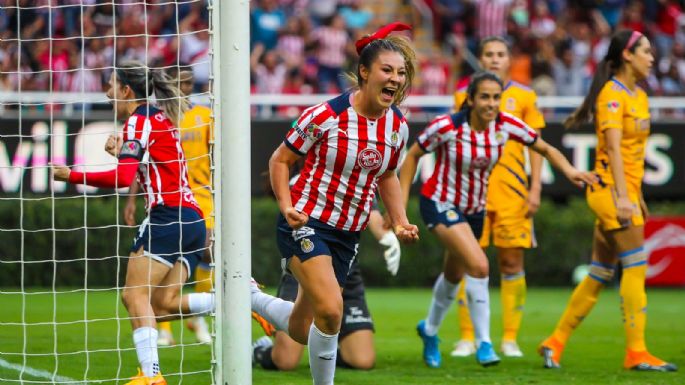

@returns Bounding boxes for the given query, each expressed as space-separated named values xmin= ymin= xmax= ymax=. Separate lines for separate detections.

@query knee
xmin=499 ymin=259 xmax=522 ymax=276
xmin=150 ymin=290 xmax=179 ymax=316
xmin=121 ymin=288 xmax=141 ymax=311
xmin=313 ymin=299 xmax=343 ymax=333
xmin=468 ymin=260 xmax=489 ymax=278
xmin=344 ymin=353 xmax=375 ymax=370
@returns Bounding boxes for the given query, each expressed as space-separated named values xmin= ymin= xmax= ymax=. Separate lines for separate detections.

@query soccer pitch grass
xmin=1 ymin=288 xmax=682 ymax=385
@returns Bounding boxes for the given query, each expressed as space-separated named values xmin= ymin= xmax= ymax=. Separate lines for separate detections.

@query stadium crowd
xmin=2 ymin=0 xmax=685 ymax=115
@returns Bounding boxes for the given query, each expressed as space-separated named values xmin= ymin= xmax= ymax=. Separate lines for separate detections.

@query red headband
xmin=626 ymin=31 xmax=643 ymax=50
xmin=355 ymin=22 xmax=412 ymax=55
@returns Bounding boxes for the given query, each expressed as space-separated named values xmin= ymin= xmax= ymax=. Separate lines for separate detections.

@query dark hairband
xmin=354 ymin=22 xmax=411 ymax=55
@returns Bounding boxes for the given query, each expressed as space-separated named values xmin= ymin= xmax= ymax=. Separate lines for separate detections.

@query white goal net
xmin=0 ymin=1 xmax=218 ymax=384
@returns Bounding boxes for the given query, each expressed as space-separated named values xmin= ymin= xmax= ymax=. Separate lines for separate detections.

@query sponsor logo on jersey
xmin=119 ymin=140 xmax=143 ymax=159
xmin=300 ymin=238 xmax=314 ymax=253
xmin=471 ymin=156 xmax=491 ymax=170
xmin=495 ymin=131 xmax=506 ymax=145
xmin=506 ymin=97 xmax=516 ymax=111
xmin=607 ymin=100 xmax=620 ymax=113
xmin=357 ymin=148 xmax=383 ymax=170
xmin=390 ymin=131 xmax=399 ymax=147
xmin=306 ymin=123 xmax=324 ymax=139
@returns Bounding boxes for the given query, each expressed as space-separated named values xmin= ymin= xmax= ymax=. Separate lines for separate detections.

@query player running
xmin=538 ymin=30 xmax=677 ymax=372
xmin=250 ymin=23 xmax=419 ymax=385
xmin=399 ymin=72 xmax=596 ymax=369
xmin=52 ymin=61 xmax=214 ymax=385
xmin=451 ymin=36 xmax=546 ymax=358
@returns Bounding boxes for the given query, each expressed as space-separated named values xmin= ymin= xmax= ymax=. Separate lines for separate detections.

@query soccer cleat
xmin=124 ymin=368 xmax=167 ymax=385
xmin=538 ymin=336 xmax=564 ymax=369
xmin=624 ymin=350 xmax=678 ymax=372
xmin=416 ymin=320 xmax=441 ymax=368
xmin=252 ymin=311 xmax=276 ymax=337
xmin=501 ymin=340 xmax=524 ymax=357
xmin=156 ymin=329 xmax=175 ymax=347
xmin=450 ymin=339 xmax=476 ymax=357
xmin=186 ymin=316 xmax=211 ymax=344
xmin=252 ymin=336 xmax=274 ymax=367
xmin=475 ymin=341 xmax=501 ymax=367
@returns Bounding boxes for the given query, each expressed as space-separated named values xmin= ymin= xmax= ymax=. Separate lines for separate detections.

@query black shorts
xmin=276 ymin=260 xmax=374 ymax=338
xmin=276 ymin=214 xmax=360 ymax=286
xmin=131 ymin=206 xmax=206 ymax=274
xmin=419 ymin=195 xmax=485 ymax=239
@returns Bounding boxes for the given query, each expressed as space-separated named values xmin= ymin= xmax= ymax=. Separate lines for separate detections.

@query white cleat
xmin=187 ymin=316 xmax=212 ymax=344
xmin=450 ymin=339 xmax=476 ymax=357
xmin=157 ymin=329 xmax=175 ymax=346
xmin=501 ymin=341 xmax=524 ymax=357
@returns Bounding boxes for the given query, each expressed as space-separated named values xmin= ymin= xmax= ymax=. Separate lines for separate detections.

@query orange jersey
xmin=454 ymin=81 xmax=545 ymax=204
xmin=180 ymin=104 xmax=213 ymax=203
xmin=593 ymin=78 xmax=649 ymax=192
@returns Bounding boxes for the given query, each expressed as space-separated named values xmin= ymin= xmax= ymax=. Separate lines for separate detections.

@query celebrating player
xmin=124 ymin=66 xmax=214 ymax=346
xmin=538 ymin=30 xmax=677 ymax=372
xmin=253 ymin=208 xmax=401 ymax=371
xmin=451 ymin=36 xmax=546 ymax=358
xmin=399 ymin=72 xmax=596 ymax=369
xmin=52 ymin=61 xmax=214 ymax=385
xmin=250 ymin=23 xmax=419 ymax=385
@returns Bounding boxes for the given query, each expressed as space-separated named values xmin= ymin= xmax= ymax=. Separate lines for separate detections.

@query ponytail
xmin=116 ymin=61 xmax=189 ymax=126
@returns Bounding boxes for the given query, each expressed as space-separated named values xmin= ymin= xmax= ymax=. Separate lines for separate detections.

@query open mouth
xmin=381 ymin=87 xmax=396 ymax=100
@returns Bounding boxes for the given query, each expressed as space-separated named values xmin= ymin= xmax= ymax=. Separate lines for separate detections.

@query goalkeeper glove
xmin=379 ymin=231 xmax=401 ymax=276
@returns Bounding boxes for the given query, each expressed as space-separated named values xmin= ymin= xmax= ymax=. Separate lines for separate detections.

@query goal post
xmin=212 ymin=0 xmax=253 ymax=383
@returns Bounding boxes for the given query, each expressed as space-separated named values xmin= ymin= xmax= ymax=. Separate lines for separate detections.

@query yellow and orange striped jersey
xmin=454 ymin=80 xmax=545 ymax=205
xmin=179 ymin=104 xmax=214 ymax=217
xmin=594 ymin=78 xmax=649 ymax=192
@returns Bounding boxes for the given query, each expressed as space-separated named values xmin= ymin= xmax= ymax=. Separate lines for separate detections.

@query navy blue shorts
xmin=419 ymin=195 xmax=485 ymax=239
xmin=132 ymin=206 xmax=206 ymax=275
xmin=276 ymin=215 xmax=360 ymax=286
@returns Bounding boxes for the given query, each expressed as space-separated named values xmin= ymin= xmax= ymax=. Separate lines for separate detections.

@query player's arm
xmin=52 ymin=137 xmax=140 ymax=188
xmin=530 ymin=137 xmax=597 ymax=188
xmin=398 ymin=142 xmax=425 ymax=208
xmin=268 ymin=143 xmax=307 ymax=229
xmin=525 ymin=94 xmax=546 ymax=217
xmin=604 ymin=128 xmax=633 ymax=224
xmin=377 ymin=170 xmax=419 ymax=243
xmin=124 ymin=180 xmax=140 ymax=226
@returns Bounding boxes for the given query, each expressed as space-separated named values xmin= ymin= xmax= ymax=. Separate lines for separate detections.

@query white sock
xmin=251 ymin=291 xmax=294 ymax=332
xmin=187 ymin=292 xmax=215 ymax=316
xmin=465 ymin=274 xmax=491 ymax=346
xmin=308 ymin=323 xmax=338 ymax=385
xmin=133 ymin=327 xmax=160 ymax=377
xmin=424 ymin=273 xmax=458 ymax=336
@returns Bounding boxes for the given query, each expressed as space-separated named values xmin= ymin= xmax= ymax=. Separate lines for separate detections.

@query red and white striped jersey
xmin=284 ymin=92 xmax=408 ymax=231
xmin=124 ymin=105 xmax=200 ymax=214
xmin=418 ymin=110 xmax=537 ymax=214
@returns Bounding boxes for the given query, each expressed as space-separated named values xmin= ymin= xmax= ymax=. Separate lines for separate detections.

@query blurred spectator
xmin=475 ymin=0 xmax=512 ymax=40
xmin=660 ymin=61 xmax=685 ymax=95
xmin=433 ymin=0 xmax=471 ymax=42
xmin=251 ymin=0 xmax=287 ymax=50
xmin=339 ymin=0 xmax=373 ymax=31
xmin=619 ymin=1 xmax=646 ymax=34
xmin=654 ymin=0 xmax=683 ymax=58
xmin=309 ymin=0 xmax=339 ymax=25
xmin=530 ymin=1 xmax=556 ymax=39
xmin=311 ymin=14 xmax=352 ymax=93
xmin=597 ymin=0 xmax=626 ymax=29
xmin=278 ymin=69 xmax=314 ymax=117
xmin=417 ymin=46 xmax=450 ymax=113
xmin=552 ymin=39 xmax=585 ymax=96
xmin=277 ymin=16 xmax=308 ymax=70
xmin=251 ymin=44 xmax=287 ymax=94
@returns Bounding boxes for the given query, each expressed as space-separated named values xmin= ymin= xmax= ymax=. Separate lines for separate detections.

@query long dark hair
xmin=564 ymin=30 xmax=644 ymax=129
xmin=347 ymin=35 xmax=417 ymax=105
xmin=459 ymin=71 xmax=504 ymax=111
xmin=116 ymin=61 xmax=190 ymax=126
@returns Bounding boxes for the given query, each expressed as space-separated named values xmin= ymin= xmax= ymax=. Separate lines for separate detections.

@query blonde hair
xmin=115 ymin=61 xmax=190 ymax=126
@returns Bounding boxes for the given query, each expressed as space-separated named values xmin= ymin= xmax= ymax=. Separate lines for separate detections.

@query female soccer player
xmin=538 ymin=30 xmax=677 ymax=372
xmin=52 ymin=61 xmax=210 ymax=385
xmin=250 ymin=23 xmax=419 ymax=385
xmin=399 ymin=72 xmax=596 ymax=369
xmin=452 ymin=36 xmax=546 ymax=358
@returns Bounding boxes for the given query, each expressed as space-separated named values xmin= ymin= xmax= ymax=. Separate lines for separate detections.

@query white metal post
xmin=212 ymin=0 xmax=252 ymax=384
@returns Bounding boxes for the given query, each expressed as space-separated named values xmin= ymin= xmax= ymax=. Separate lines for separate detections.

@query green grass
xmin=1 ymin=288 xmax=683 ymax=384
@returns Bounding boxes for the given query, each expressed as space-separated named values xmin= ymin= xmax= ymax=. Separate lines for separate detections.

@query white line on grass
xmin=0 ymin=358 xmax=86 ymax=385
